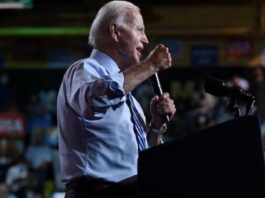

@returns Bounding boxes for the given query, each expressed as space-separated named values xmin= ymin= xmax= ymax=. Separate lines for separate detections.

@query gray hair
xmin=88 ymin=1 xmax=140 ymax=47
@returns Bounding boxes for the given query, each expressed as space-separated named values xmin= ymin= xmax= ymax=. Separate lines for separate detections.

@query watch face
xmin=160 ymin=124 xmax=168 ymax=132
xmin=151 ymin=125 xmax=167 ymax=135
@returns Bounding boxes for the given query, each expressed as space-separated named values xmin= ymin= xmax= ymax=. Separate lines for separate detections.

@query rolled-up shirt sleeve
xmin=65 ymin=61 xmax=126 ymax=119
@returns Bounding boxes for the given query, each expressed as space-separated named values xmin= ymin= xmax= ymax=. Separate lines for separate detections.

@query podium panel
xmin=138 ymin=116 xmax=265 ymax=198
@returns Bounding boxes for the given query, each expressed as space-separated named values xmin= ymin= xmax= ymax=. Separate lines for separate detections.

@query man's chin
xmin=135 ymin=56 xmax=141 ymax=63
xmin=139 ymin=54 xmax=145 ymax=61
xmin=129 ymin=59 xmax=140 ymax=66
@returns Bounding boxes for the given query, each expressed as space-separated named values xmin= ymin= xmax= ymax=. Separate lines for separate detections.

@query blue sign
xmin=160 ymin=39 xmax=183 ymax=59
xmin=191 ymin=45 xmax=218 ymax=66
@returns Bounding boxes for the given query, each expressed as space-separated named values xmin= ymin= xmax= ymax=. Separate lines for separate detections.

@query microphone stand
xmin=227 ymin=97 xmax=255 ymax=118
xmin=227 ymin=98 xmax=241 ymax=118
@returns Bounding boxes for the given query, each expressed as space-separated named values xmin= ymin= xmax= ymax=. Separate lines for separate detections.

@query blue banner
xmin=191 ymin=45 xmax=218 ymax=66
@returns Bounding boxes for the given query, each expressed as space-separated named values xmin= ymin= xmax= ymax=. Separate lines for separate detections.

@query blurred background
xmin=1 ymin=0 xmax=265 ymax=197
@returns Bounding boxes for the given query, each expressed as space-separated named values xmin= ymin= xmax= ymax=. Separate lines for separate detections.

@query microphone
xmin=150 ymin=72 xmax=170 ymax=122
xmin=204 ymin=76 xmax=255 ymax=103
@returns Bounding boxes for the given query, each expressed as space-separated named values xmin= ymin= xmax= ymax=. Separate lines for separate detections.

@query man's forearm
xmin=123 ymin=60 xmax=157 ymax=94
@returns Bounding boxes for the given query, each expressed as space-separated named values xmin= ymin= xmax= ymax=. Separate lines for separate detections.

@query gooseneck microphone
xmin=204 ymin=76 xmax=254 ymax=103
xmin=204 ymin=76 xmax=255 ymax=116
xmin=150 ymin=72 xmax=170 ymax=122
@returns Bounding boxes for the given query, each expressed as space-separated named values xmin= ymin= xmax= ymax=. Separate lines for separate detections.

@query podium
xmin=137 ymin=116 xmax=265 ymax=198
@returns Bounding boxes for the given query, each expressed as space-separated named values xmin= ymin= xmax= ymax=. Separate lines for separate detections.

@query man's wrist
xmin=149 ymin=123 xmax=167 ymax=136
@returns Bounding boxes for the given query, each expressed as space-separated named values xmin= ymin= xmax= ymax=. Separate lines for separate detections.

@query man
xmin=57 ymin=1 xmax=176 ymax=197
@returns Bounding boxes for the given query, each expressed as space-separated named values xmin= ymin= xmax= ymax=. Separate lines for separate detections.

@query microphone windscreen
xmin=204 ymin=76 xmax=227 ymax=97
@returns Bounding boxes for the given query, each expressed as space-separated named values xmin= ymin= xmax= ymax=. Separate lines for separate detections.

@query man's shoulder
xmin=67 ymin=58 xmax=101 ymax=71
xmin=66 ymin=58 xmax=110 ymax=80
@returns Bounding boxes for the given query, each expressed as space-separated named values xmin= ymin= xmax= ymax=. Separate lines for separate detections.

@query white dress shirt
xmin=57 ymin=49 xmax=148 ymax=184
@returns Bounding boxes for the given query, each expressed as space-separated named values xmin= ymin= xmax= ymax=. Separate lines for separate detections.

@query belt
xmin=65 ymin=177 xmax=137 ymax=198
xmin=66 ymin=177 xmax=114 ymax=193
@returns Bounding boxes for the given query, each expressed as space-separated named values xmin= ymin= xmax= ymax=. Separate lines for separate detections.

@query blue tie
xmin=126 ymin=93 xmax=147 ymax=151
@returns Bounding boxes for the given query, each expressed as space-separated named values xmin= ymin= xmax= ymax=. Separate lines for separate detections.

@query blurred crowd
xmin=0 ymin=73 xmax=60 ymax=198
xmin=1 ymin=68 xmax=265 ymax=198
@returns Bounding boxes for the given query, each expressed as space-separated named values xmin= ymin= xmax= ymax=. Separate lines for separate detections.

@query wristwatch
xmin=150 ymin=123 xmax=167 ymax=136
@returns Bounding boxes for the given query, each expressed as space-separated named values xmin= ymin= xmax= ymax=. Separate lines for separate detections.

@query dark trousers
xmin=65 ymin=178 xmax=137 ymax=198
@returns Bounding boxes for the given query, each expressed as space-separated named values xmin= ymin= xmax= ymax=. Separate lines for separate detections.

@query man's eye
xmin=137 ymin=28 xmax=144 ymax=32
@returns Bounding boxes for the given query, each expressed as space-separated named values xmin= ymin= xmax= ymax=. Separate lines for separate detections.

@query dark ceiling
xmin=0 ymin=0 xmax=256 ymax=27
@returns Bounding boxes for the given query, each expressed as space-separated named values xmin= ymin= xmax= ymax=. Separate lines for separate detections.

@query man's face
xmin=116 ymin=10 xmax=149 ymax=68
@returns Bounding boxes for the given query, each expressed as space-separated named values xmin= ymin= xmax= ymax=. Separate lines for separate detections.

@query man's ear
xmin=110 ymin=23 xmax=119 ymax=42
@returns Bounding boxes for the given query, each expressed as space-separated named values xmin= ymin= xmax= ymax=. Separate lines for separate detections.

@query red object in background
xmin=0 ymin=112 xmax=26 ymax=137
xmin=226 ymin=39 xmax=253 ymax=58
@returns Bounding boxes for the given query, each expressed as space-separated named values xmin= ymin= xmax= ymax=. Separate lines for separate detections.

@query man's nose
xmin=142 ymin=33 xmax=149 ymax=44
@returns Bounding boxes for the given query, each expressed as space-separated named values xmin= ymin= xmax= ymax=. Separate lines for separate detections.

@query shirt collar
xmin=90 ymin=49 xmax=121 ymax=75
